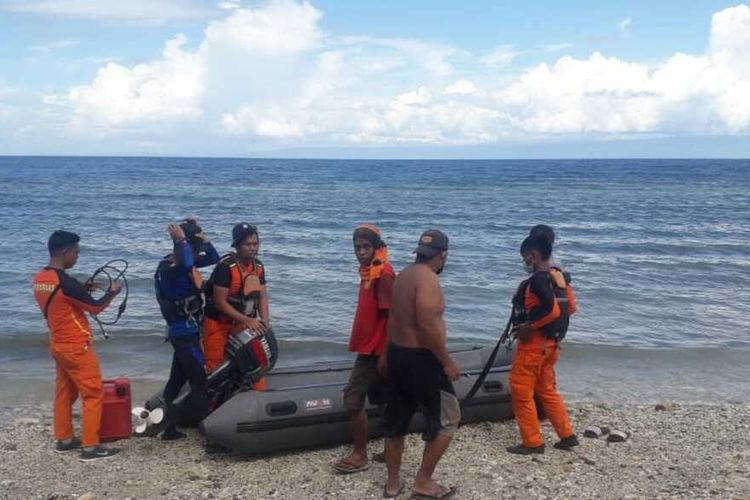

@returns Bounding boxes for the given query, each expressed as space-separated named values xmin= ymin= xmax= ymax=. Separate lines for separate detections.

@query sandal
xmin=384 ymin=482 xmax=405 ymax=498
xmin=583 ymin=425 xmax=610 ymax=439
xmin=607 ymin=430 xmax=630 ymax=443
xmin=332 ymin=458 xmax=370 ymax=474
xmin=411 ymin=485 xmax=457 ymax=499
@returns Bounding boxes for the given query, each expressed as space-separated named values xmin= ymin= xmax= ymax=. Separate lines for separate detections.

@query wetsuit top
xmin=156 ymin=240 xmax=219 ymax=337
xmin=518 ymin=270 xmax=561 ymax=351
xmin=33 ymin=267 xmax=116 ymax=345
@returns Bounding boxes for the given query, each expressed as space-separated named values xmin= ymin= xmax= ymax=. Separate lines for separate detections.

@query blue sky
xmin=0 ymin=0 xmax=749 ymax=157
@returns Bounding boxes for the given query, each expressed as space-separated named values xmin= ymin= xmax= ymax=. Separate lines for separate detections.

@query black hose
xmin=462 ymin=313 xmax=514 ymax=405
xmin=86 ymin=259 xmax=129 ymax=339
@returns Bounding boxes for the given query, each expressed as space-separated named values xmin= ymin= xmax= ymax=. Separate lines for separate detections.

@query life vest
xmin=512 ymin=268 xmax=573 ymax=341
xmin=205 ymin=253 xmax=264 ymax=319
xmin=154 ymin=256 xmax=204 ymax=326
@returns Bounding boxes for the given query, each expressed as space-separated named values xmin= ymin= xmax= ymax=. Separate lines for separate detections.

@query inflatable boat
xmin=137 ymin=329 xmax=514 ymax=455
xmin=200 ymin=344 xmax=513 ymax=455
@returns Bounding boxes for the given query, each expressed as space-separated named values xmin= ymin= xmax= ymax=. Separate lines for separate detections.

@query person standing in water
xmin=381 ymin=229 xmax=460 ymax=500
xmin=333 ymin=224 xmax=395 ymax=474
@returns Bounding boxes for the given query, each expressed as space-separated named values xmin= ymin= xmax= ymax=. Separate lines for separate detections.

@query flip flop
xmin=411 ymin=485 xmax=457 ymax=499
xmin=607 ymin=430 xmax=630 ymax=443
xmin=383 ymin=482 xmax=404 ymax=498
xmin=583 ymin=425 xmax=610 ymax=438
xmin=332 ymin=459 xmax=370 ymax=474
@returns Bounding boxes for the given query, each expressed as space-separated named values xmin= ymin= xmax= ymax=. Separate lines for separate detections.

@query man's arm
xmin=59 ymin=272 xmax=117 ymax=315
xmin=414 ymin=271 xmax=451 ymax=365
xmin=376 ymin=270 xmax=395 ymax=312
xmin=196 ymin=241 xmax=220 ymax=268
xmin=527 ymin=272 xmax=560 ymax=330
xmin=258 ymin=286 xmax=270 ymax=324
xmin=174 ymin=240 xmax=195 ymax=269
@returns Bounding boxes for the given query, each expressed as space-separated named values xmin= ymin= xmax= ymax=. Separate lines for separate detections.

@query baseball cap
xmin=414 ymin=229 xmax=449 ymax=258
xmin=232 ymin=223 xmax=258 ymax=247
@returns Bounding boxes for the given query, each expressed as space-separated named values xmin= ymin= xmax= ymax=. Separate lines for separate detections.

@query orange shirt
xmin=33 ymin=267 xmax=114 ymax=345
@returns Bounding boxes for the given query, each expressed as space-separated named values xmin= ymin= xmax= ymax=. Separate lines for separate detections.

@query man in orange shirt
xmin=333 ymin=224 xmax=395 ymax=474
xmin=203 ymin=223 xmax=270 ymax=388
xmin=507 ymin=233 xmax=578 ymax=454
xmin=32 ymin=230 xmax=122 ymax=462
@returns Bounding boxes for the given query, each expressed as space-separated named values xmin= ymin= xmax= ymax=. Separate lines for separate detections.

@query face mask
xmin=435 ymin=259 xmax=446 ymax=274
xmin=523 ymin=261 xmax=534 ymax=274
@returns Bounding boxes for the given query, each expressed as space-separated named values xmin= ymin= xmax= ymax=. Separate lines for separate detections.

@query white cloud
xmin=540 ymin=43 xmax=574 ymax=52
xmin=45 ymin=34 xmax=204 ymax=125
xmin=0 ymin=0 xmax=214 ymax=22
xmin=618 ymin=17 xmax=632 ymax=33
xmin=480 ymin=45 xmax=523 ymax=67
xmin=202 ymin=0 xmax=322 ymax=53
xmin=40 ymin=1 xmax=750 ymax=147
xmin=29 ymin=39 xmax=79 ymax=52
xmin=443 ymin=80 xmax=477 ymax=95
xmin=217 ymin=0 xmax=241 ymax=10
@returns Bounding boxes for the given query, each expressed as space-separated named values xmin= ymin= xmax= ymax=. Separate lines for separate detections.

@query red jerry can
xmin=100 ymin=378 xmax=132 ymax=442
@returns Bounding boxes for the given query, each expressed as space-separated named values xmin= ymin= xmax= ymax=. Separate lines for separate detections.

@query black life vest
xmin=154 ymin=256 xmax=204 ymax=326
xmin=512 ymin=269 xmax=572 ymax=341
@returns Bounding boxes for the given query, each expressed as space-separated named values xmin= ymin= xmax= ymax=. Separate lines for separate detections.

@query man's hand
xmin=512 ymin=323 xmax=533 ymax=344
xmin=443 ymin=357 xmax=460 ymax=381
xmin=167 ymin=224 xmax=186 ymax=242
xmin=242 ymin=317 xmax=267 ymax=335
xmin=376 ymin=355 xmax=388 ymax=377
xmin=109 ymin=282 xmax=123 ymax=295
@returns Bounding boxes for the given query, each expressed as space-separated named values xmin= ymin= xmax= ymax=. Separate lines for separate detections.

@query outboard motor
xmin=136 ymin=328 xmax=278 ymax=435
xmin=209 ymin=328 xmax=279 ymax=394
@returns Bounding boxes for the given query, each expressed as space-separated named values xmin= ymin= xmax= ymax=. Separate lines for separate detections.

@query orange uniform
xmin=33 ymin=267 xmax=116 ymax=447
xmin=203 ymin=255 xmax=268 ymax=389
xmin=510 ymin=270 xmax=576 ymax=448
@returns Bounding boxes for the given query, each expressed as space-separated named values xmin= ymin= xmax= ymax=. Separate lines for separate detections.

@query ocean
xmin=1 ymin=157 xmax=748 ymax=404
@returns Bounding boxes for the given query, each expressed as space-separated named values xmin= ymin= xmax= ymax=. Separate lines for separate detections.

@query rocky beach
xmin=1 ymin=402 xmax=748 ymax=500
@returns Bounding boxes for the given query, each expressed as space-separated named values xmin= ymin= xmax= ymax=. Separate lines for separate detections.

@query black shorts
xmin=343 ymin=354 xmax=386 ymax=411
xmin=380 ymin=344 xmax=461 ymax=442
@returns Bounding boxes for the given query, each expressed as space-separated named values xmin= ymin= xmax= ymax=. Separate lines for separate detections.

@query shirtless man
xmin=380 ymin=229 xmax=460 ymax=500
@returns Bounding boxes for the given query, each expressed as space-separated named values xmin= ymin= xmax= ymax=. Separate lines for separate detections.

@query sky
xmin=0 ymin=0 xmax=749 ymax=158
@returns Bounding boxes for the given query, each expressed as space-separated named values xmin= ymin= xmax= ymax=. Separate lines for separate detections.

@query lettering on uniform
xmin=34 ymin=283 xmax=57 ymax=292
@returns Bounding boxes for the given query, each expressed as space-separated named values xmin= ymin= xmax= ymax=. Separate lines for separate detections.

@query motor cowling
xmin=225 ymin=328 xmax=279 ymax=383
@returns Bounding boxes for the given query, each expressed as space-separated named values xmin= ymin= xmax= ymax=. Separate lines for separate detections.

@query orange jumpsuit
xmin=203 ymin=256 xmax=268 ymax=390
xmin=33 ymin=267 xmax=116 ymax=447
xmin=510 ymin=270 xmax=576 ymax=448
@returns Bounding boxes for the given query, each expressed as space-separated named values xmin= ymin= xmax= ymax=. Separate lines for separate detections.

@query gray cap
xmin=414 ymin=229 xmax=449 ymax=258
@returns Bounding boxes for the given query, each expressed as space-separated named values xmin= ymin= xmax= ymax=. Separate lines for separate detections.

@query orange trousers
xmin=51 ymin=343 xmax=103 ymax=447
xmin=510 ymin=343 xmax=573 ymax=447
xmin=202 ymin=318 xmax=267 ymax=391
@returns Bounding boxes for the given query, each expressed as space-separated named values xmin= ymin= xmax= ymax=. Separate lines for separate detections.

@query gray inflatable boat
xmin=200 ymin=345 xmax=513 ymax=455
